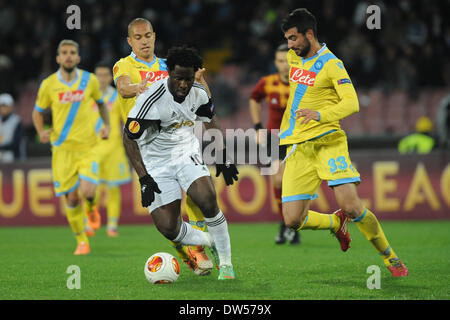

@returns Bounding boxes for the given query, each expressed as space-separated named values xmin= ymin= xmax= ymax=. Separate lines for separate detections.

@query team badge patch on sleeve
xmin=337 ymin=78 xmax=351 ymax=85
xmin=128 ymin=120 xmax=141 ymax=134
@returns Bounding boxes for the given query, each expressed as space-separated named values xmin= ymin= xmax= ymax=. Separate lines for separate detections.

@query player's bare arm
xmin=123 ymin=122 xmax=161 ymax=207
xmin=123 ymin=132 xmax=148 ymax=178
xmin=96 ymin=101 xmax=110 ymax=139
xmin=31 ymin=108 xmax=51 ymax=143
xmin=116 ymin=74 xmax=151 ymax=98
xmin=249 ymin=98 xmax=266 ymax=144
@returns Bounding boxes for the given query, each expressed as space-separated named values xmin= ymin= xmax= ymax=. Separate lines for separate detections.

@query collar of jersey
xmin=130 ymin=51 xmax=157 ymax=69
xmin=57 ymin=68 xmax=80 ymax=87
xmin=301 ymin=43 xmax=327 ymax=63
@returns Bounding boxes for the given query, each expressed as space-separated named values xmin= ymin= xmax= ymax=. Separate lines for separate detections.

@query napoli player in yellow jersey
xmin=279 ymin=9 xmax=408 ymax=277
xmin=113 ymin=18 xmax=214 ymax=275
xmin=83 ymin=62 xmax=132 ymax=238
xmin=32 ymin=40 xmax=110 ymax=255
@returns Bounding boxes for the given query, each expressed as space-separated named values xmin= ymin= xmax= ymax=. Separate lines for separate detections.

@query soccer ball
xmin=144 ymin=252 xmax=180 ymax=284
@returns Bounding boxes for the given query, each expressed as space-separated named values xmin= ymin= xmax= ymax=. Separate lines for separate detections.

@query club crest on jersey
xmin=59 ymin=90 xmax=84 ymax=103
xmin=139 ymin=70 xmax=168 ymax=83
xmin=128 ymin=120 xmax=141 ymax=134
xmin=289 ymin=67 xmax=316 ymax=86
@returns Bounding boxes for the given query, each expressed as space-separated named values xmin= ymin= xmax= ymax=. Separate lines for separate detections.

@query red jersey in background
xmin=250 ymin=73 xmax=290 ymax=131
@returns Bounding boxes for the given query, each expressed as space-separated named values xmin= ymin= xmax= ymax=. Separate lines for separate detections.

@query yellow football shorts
xmin=282 ymin=129 xmax=360 ymax=202
xmin=95 ymin=139 xmax=131 ymax=186
xmin=52 ymin=146 xmax=100 ymax=196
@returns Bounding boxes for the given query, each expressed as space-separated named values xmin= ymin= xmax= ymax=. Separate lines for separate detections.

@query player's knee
xmin=284 ymin=216 xmax=302 ymax=230
xmin=65 ymin=193 xmax=80 ymax=207
xmin=283 ymin=211 xmax=304 ymax=230
xmin=340 ymin=200 xmax=362 ymax=219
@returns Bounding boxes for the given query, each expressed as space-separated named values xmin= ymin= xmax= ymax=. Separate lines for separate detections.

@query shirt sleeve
xmin=317 ymin=59 xmax=359 ymax=123
xmin=124 ymin=88 xmax=161 ymax=140
xmin=113 ymin=60 xmax=128 ymax=85
xmin=34 ymin=79 xmax=51 ymax=113
xmin=194 ymin=86 xmax=215 ymax=123
xmin=250 ymin=77 xmax=267 ymax=102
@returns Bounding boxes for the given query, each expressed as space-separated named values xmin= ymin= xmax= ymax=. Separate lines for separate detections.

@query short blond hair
xmin=57 ymin=39 xmax=79 ymax=54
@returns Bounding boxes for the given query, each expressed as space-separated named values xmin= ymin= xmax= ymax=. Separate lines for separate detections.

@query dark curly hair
xmin=166 ymin=46 xmax=203 ymax=72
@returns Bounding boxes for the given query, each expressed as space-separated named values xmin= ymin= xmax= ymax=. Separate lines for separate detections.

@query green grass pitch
xmin=1 ymin=221 xmax=449 ymax=300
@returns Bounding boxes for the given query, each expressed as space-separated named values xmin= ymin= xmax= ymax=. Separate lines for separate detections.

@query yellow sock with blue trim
xmin=107 ymin=186 xmax=121 ymax=230
xmin=170 ymin=240 xmax=190 ymax=261
xmin=299 ymin=210 xmax=340 ymax=231
xmin=66 ymin=204 xmax=89 ymax=245
xmin=353 ymin=208 xmax=398 ymax=265
xmin=185 ymin=195 xmax=207 ymax=252
xmin=85 ymin=196 xmax=96 ymax=213
xmin=186 ymin=196 xmax=207 ymax=232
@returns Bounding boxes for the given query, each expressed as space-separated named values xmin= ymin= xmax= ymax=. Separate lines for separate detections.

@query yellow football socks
xmin=186 ymin=195 xmax=207 ymax=232
xmin=171 ymin=195 xmax=206 ymax=260
xmin=186 ymin=195 xmax=207 ymax=252
xmin=353 ymin=208 xmax=398 ymax=264
xmin=299 ymin=210 xmax=340 ymax=231
xmin=65 ymin=204 xmax=88 ymax=244
xmin=170 ymin=241 xmax=190 ymax=260
xmin=106 ymin=186 xmax=121 ymax=230
xmin=85 ymin=196 xmax=96 ymax=213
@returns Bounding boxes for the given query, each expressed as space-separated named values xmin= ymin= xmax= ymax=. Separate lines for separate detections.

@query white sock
xmin=173 ymin=221 xmax=212 ymax=247
xmin=204 ymin=211 xmax=232 ymax=266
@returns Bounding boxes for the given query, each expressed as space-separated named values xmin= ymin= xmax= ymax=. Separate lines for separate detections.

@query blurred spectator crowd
xmin=1 ymin=0 xmax=449 ymax=93
xmin=0 ymin=0 xmax=449 ymax=150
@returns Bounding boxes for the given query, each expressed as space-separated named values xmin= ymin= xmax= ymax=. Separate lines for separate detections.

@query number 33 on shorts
xmin=328 ymin=156 xmax=355 ymax=173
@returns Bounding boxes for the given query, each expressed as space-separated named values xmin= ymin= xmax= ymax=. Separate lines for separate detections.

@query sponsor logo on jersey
xmin=139 ymin=70 xmax=168 ymax=83
xmin=128 ymin=120 xmax=141 ymax=134
xmin=289 ymin=67 xmax=316 ymax=86
xmin=173 ymin=120 xmax=194 ymax=129
xmin=113 ymin=65 xmax=119 ymax=76
xmin=59 ymin=90 xmax=84 ymax=103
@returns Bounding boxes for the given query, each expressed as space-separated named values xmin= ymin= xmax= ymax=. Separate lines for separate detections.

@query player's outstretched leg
xmin=151 ymin=201 xmax=213 ymax=276
xmin=106 ymin=185 xmax=121 ymax=237
xmin=187 ymin=176 xmax=235 ymax=280
xmin=185 ymin=195 xmax=213 ymax=273
xmin=353 ymin=208 xmax=408 ymax=277
xmin=283 ymin=198 xmax=349 ymax=250
xmin=334 ymin=183 xmax=408 ymax=277
xmin=65 ymin=192 xmax=90 ymax=255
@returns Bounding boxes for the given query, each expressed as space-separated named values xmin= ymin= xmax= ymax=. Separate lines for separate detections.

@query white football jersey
xmin=125 ymin=77 xmax=213 ymax=165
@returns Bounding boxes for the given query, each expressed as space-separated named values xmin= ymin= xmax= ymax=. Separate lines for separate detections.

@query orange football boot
xmin=74 ymin=242 xmax=90 ymax=255
xmin=86 ymin=206 xmax=101 ymax=230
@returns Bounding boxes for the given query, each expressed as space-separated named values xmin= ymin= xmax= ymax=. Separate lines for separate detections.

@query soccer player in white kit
xmin=123 ymin=46 xmax=238 ymax=280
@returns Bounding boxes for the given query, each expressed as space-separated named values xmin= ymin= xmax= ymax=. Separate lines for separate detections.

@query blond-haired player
xmin=113 ymin=18 xmax=213 ymax=275
xmin=32 ymin=40 xmax=110 ymax=255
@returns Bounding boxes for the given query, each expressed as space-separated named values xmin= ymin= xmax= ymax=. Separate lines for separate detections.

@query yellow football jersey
xmin=34 ymin=68 xmax=103 ymax=150
xmin=92 ymin=86 xmax=120 ymax=141
xmin=279 ymin=45 xmax=359 ymax=145
xmin=112 ymin=52 xmax=168 ymax=122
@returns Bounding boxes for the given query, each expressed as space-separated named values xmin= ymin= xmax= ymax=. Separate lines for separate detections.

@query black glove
xmin=139 ymin=174 xmax=161 ymax=207
xmin=215 ymin=148 xmax=239 ymax=185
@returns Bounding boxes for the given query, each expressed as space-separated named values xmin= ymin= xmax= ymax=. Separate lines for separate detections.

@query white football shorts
xmin=146 ymin=152 xmax=210 ymax=213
